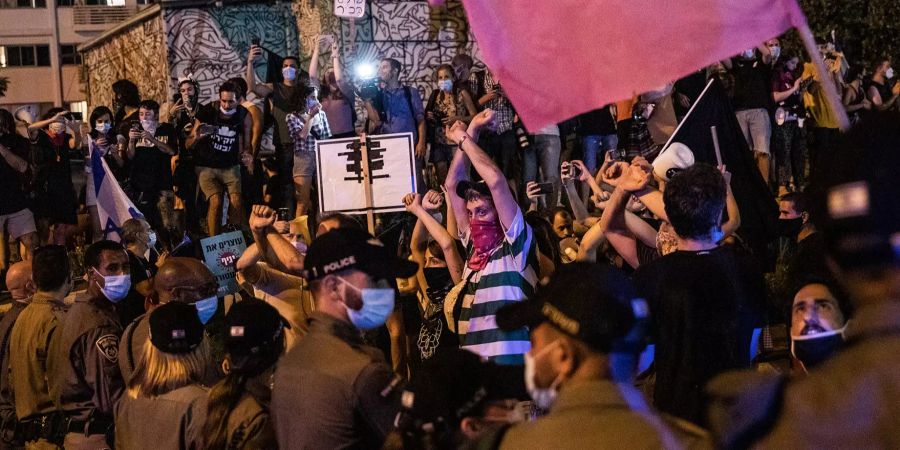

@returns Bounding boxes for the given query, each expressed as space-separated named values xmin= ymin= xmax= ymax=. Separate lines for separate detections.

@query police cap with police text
xmin=303 ymin=227 xmax=419 ymax=281
xmin=497 ymin=262 xmax=648 ymax=354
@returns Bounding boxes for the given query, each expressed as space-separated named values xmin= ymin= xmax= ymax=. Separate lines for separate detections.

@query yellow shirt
xmin=802 ymin=62 xmax=840 ymax=129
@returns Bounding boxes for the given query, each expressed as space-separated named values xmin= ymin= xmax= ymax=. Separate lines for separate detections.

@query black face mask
xmin=423 ymin=267 xmax=452 ymax=302
xmin=792 ymin=331 xmax=843 ymax=370
xmin=777 ymin=217 xmax=804 ymax=238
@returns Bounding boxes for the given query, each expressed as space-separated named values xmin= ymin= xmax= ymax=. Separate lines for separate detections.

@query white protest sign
xmin=316 ymin=133 xmax=417 ymax=215
xmin=334 ymin=0 xmax=365 ymax=18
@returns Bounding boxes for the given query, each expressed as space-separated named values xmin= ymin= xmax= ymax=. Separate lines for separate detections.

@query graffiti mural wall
xmin=165 ymin=3 xmax=299 ymax=104
xmin=83 ymin=13 xmax=168 ymax=111
xmin=293 ymin=0 xmax=484 ymax=100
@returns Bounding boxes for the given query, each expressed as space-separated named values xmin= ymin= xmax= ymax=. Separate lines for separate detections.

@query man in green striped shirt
xmin=443 ymin=110 xmax=537 ymax=365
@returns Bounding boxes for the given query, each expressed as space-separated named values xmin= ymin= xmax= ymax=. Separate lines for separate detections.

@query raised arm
xmin=308 ymin=35 xmax=326 ymax=81
xmin=404 ymin=191 xmax=464 ymax=284
xmin=719 ymin=167 xmax=741 ymax=238
xmin=246 ymin=45 xmax=274 ymax=98
xmin=561 ymin=161 xmax=590 ymax=222
xmin=447 ymin=119 xmax=519 ymax=230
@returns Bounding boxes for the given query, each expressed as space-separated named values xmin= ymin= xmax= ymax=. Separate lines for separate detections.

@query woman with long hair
xmin=204 ymin=298 xmax=286 ymax=449
xmin=286 ymin=83 xmax=332 ymax=218
xmin=114 ymin=302 xmax=212 ymax=450
xmin=85 ymin=105 xmax=122 ymax=242
xmin=424 ymin=64 xmax=477 ymax=186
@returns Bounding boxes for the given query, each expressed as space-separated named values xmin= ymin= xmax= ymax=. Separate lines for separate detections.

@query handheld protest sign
xmin=334 ymin=0 xmax=365 ymax=18
xmin=201 ymin=231 xmax=246 ymax=296
xmin=316 ymin=132 xmax=418 ymax=226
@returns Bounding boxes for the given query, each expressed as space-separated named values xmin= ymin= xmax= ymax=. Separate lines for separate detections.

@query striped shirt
xmin=454 ymin=210 xmax=537 ymax=365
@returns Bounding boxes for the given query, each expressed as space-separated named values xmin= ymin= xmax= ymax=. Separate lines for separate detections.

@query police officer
xmin=271 ymin=228 xmax=418 ymax=449
xmin=491 ymin=262 xmax=710 ymax=449
xmin=48 ymin=240 xmax=129 ymax=448
xmin=9 ymin=246 xmax=71 ymax=449
xmin=118 ymin=257 xmax=219 ymax=384
xmin=1 ymin=261 xmax=35 ymax=448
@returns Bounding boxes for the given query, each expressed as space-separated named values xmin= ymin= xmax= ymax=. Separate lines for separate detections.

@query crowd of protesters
xmin=0 ymin=28 xmax=898 ymax=450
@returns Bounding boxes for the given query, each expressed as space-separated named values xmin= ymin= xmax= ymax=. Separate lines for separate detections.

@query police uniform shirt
xmin=48 ymin=294 xmax=124 ymax=421
xmin=114 ymin=384 xmax=207 ymax=450
xmin=8 ymin=292 xmax=68 ymax=420
xmin=272 ymin=312 xmax=401 ymax=449
xmin=498 ymin=379 xmax=711 ymax=450
xmin=0 ymin=301 xmax=28 ymax=423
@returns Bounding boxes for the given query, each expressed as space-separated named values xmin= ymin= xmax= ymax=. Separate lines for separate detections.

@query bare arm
xmin=364 ymin=101 xmax=382 ymax=132
xmin=308 ymin=36 xmax=323 ymax=81
xmin=184 ymin=118 xmax=205 ymax=150
xmin=452 ymin=125 xmax=519 ymax=230
xmin=773 ymin=78 xmax=801 ymax=103
xmin=721 ymin=179 xmax=741 ymax=238
xmin=405 ymin=193 xmax=464 ymax=284
xmin=636 ymin=188 xmax=668 ymax=223
xmin=459 ymin=90 xmax=478 ymax=123
xmin=443 ymin=137 xmax=470 ymax=235
xmin=246 ymin=45 xmax=273 ymax=98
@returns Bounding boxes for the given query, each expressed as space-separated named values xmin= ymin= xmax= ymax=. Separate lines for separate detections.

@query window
xmin=0 ymin=0 xmax=47 ymax=7
xmin=57 ymin=0 xmax=74 ymax=6
xmin=0 ymin=45 xmax=52 ymax=67
xmin=60 ymin=45 xmax=82 ymax=65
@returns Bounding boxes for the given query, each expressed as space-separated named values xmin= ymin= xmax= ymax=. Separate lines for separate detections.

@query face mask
xmin=95 ymin=123 xmax=111 ymax=133
xmin=307 ymin=98 xmax=319 ymax=110
xmin=195 ymin=295 xmax=218 ymax=325
xmin=148 ymin=231 xmax=158 ymax=249
xmin=49 ymin=122 xmax=66 ymax=135
xmin=338 ymin=277 xmax=395 ymax=330
xmin=291 ymin=239 xmax=308 ymax=255
xmin=777 ymin=217 xmax=804 ymax=238
xmin=742 ymin=49 xmax=755 ymax=59
xmin=423 ymin=267 xmax=451 ymax=289
xmin=282 ymin=66 xmax=297 ymax=81
xmin=468 ymin=219 xmax=505 ymax=271
xmin=220 ymin=106 xmax=236 ymax=116
xmin=438 ymin=79 xmax=454 ymax=92
xmin=886 ymin=68 xmax=895 ymax=79
xmin=791 ymin=327 xmax=845 ymax=370
xmin=524 ymin=340 xmax=563 ymax=410
xmin=770 ymin=46 xmax=781 ymax=60
xmin=95 ymin=270 xmax=131 ymax=303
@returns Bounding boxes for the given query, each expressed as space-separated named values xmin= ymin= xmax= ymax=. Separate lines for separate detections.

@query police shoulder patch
xmin=96 ymin=334 xmax=120 ymax=363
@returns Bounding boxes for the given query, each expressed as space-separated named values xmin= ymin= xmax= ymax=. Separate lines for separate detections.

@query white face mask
xmin=524 ymin=339 xmax=564 ymax=410
xmin=282 ymin=66 xmax=297 ymax=81
xmin=291 ymin=239 xmax=307 ymax=255
xmin=741 ymin=49 xmax=755 ymax=59
xmin=886 ymin=68 xmax=895 ymax=79
xmin=220 ymin=106 xmax=236 ymax=116
xmin=438 ymin=79 xmax=454 ymax=92
xmin=95 ymin=122 xmax=111 ymax=133
xmin=337 ymin=277 xmax=395 ymax=330
xmin=769 ymin=46 xmax=781 ymax=60
xmin=140 ymin=119 xmax=157 ymax=133
xmin=94 ymin=269 xmax=131 ymax=303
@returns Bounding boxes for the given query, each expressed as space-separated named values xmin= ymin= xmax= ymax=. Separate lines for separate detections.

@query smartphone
xmin=130 ymin=121 xmax=142 ymax=132
xmin=198 ymin=123 xmax=217 ymax=135
xmin=251 ymin=36 xmax=260 ymax=46
xmin=571 ymin=164 xmax=583 ymax=178
xmin=536 ymin=182 xmax=553 ymax=194
xmin=276 ymin=208 xmax=290 ymax=222
xmin=70 ymin=112 xmax=83 ymax=121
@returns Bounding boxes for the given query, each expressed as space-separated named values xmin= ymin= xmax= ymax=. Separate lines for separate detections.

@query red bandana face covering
xmin=467 ymin=219 xmax=504 ymax=271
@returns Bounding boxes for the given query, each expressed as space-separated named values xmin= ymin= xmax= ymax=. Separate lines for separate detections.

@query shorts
xmin=735 ymin=108 xmax=771 ymax=155
xmin=0 ymin=208 xmax=37 ymax=239
xmin=430 ymin=143 xmax=457 ymax=164
xmin=196 ymin=165 xmax=242 ymax=200
xmin=292 ymin=151 xmax=318 ymax=179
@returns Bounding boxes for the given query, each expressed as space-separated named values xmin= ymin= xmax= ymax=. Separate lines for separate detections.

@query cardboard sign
xmin=334 ymin=0 xmax=365 ymax=18
xmin=200 ymin=231 xmax=246 ymax=296
xmin=316 ymin=133 xmax=417 ymax=215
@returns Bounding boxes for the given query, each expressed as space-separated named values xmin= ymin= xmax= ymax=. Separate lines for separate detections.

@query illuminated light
xmin=355 ymin=62 xmax=376 ymax=79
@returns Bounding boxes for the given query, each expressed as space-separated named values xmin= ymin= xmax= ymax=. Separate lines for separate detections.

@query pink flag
xmin=460 ymin=0 xmax=806 ymax=130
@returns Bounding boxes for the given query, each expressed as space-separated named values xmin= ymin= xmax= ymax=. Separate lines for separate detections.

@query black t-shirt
xmin=633 ymin=245 xmax=765 ymax=426
xmin=0 ymin=133 xmax=30 ymax=215
xmin=117 ymin=250 xmax=157 ymax=327
xmin=129 ymin=123 xmax=177 ymax=192
xmin=575 ymin=106 xmax=617 ymax=136
xmin=730 ymin=57 xmax=774 ymax=111
xmin=194 ymin=103 xmax=247 ymax=169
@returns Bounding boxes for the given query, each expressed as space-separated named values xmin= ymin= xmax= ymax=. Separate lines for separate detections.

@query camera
xmin=276 ymin=208 xmax=290 ymax=222
xmin=357 ymin=78 xmax=381 ymax=101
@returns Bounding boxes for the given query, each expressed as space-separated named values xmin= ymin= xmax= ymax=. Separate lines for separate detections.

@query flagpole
xmin=795 ymin=21 xmax=851 ymax=131
xmin=660 ymin=77 xmax=715 ymax=154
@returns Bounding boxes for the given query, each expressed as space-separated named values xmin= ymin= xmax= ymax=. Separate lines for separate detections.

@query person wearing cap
xmin=114 ymin=302 xmax=211 ymax=450
xmin=203 ymin=299 xmax=286 ymax=449
xmin=8 ymin=246 xmax=70 ymax=449
xmin=442 ymin=110 xmax=537 ymax=366
xmin=118 ymin=257 xmax=219 ymax=384
xmin=490 ymin=262 xmax=709 ymax=449
xmin=271 ymin=227 xmax=418 ymax=449
xmin=47 ymin=240 xmax=131 ymax=448
xmin=235 ymin=205 xmax=315 ymax=349
xmin=0 ymin=261 xmax=34 ymax=447
xmin=708 ymin=112 xmax=900 ymax=449
xmin=388 ymin=348 xmax=525 ymax=450
xmin=631 ymin=163 xmax=765 ymax=427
